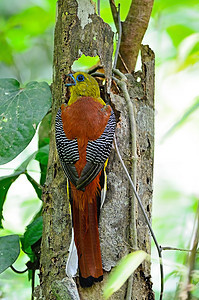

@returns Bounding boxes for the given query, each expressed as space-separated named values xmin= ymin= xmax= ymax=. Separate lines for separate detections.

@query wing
xmin=55 ymin=108 xmax=79 ymax=186
xmin=76 ymin=109 xmax=116 ymax=190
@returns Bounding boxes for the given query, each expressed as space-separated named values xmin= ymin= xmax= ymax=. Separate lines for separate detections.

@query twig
xmin=109 ymin=0 xmax=118 ymax=31
xmin=88 ymin=65 xmax=103 ymax=74
xmin=162 ymin=246 xmax=199 ymax=253
xmin=118 ymin=52 xmax=130 ymax=73
xmin=109 ymin=1 xmax=125 ymax=71
xmin=90 ymin=72 xmax=105 ymax=78
xmin=113 ymin=4 xmax=122 ymax=69
xmin=10 ymin=265 xmax=28 ymax=274
xmin=97 ymin=0 xmax=100 ymax=16
xmin=112 ymin=69 xmax=164 ymax=300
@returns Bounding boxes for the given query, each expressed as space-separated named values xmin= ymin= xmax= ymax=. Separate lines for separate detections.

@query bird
xmin=55 ymin=71 xmax=116 ymax=287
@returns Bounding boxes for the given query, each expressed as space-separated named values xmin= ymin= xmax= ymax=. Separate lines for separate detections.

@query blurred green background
xmin=0 ymin=0 xmax=199 ymax=299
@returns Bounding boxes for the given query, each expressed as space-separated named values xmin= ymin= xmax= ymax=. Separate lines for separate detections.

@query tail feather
xmin=71 ymin=177 xmax=103 ymax=287
xmin=73 ymin=199 xmax=103 ymax=284
xmin=66 ymin=228 xmax=78 ymax=277
xmin=79 ymin=271 xmax=103 ymax=288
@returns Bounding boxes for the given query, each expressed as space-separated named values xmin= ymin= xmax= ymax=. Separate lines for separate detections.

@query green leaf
xmin=161 ymin=96 xmax=199 ymax=141
xmin=0 ymin=78 xmax=52 ymax=165
xmin=176 ymin=33 xmax=199 ymax=70
xmin=6 ymin=28 xmax=31 ymax=52
xmin=167 ymin=25 xmax=194 ymax=48
xmin=25 ymin=173 xmax=42 ymax=200
xmin=0 ymin=235 xmax=20 ymax=274
xmin=38 ymin=113 xmax=51 ymax=149
xmin=152 ymin=0 xmax=199 ymax=17
xmin=103 ymin=250 xmax=148 ymax=299
xmin=37 ymin=113 xmax=51 ymax=185
xmin=8 ymin=6 xmax=55 ymax=37
xmin=0 ymin=173 xmax=20 ymax=228
xmin=35 ymin=144 xmax=49 ymax=166
xmin=21 ymin=208 xmax=43 ymax=262
xmin=0 ymin=152 xmax=35 ymax=228
xmin=15 ymin=152 xmax=36 ymax=173
xmin=0 ymin=33 xmax=13 ymax=64
xmin=22 ymin=216 xmax=43 ymax=254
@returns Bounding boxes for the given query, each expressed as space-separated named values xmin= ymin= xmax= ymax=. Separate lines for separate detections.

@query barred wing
xmin=55 ymin=108 xmax=79 ymax=186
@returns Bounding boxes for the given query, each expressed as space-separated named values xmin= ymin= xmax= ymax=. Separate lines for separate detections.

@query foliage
xmin=161 ymin=96 xmax=199 ymax=141
xmin=0 ymin=2 xmax=53 ymax=297
xmin=103 ymin=251 xmax=148 ymax=299
xmin=0 ymin=235 xmax=20 ymax=274
xmin=0 ymin=217 xmax=42 ymax=276
xmin=0 ymin=78 xmax=51 ymax=165
xmin=0 ymin=153 xmax=37 ymax=228
xmin=0 ymin=0 xmax=56 ymax=83
xmin=0 ymin=0 xmax=199 ymax=299
xmin=21 ymin=216 xmax=43 ymax=261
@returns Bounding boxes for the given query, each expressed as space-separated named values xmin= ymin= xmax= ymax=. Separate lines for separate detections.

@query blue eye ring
xmin=76 ymin=74 xmax=85 ymax=82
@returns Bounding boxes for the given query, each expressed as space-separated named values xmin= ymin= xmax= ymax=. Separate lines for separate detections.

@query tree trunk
xmin=38 ymin=0 xmax=155 ymax=299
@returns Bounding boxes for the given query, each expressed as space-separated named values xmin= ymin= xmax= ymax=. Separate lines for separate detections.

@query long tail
xmin=70 ymin=177 xmax=103 ymax=287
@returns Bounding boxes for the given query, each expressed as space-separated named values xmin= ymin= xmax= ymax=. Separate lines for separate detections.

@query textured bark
xmin=38 ymin=0 xmax=155 ymax=298
xmin=117 ymin=0 xmax=154 ymax=73
xmin=39 ymin=0 xmax=113 ymax=299
xmin=130 ymin=45 xmax=155 ymax=299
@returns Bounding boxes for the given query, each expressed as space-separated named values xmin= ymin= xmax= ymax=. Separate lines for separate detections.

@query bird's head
xmin=66 ymin=72 xmax=101 ymax=105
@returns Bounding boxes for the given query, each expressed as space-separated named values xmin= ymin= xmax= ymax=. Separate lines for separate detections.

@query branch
xmin=117 ymin=0 xmax=154 ymax=72
xmin=113 ymin=4 xmax=122 ymax=69
xmin=162 ymin=246 xmax=199 ymax=253
xmin=110 ymin=1 xmax=127 ymax=72
xmin=109 ymin=0 xmax=119 ymax=32
xmin=97 ymin=0 xmax=100 ymax=16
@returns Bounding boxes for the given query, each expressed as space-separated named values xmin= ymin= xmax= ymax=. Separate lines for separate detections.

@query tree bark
xmin=38 ymin=0 xmax=155 ymax=299
xmin=39 ymin=0 xmax=113 ymax=299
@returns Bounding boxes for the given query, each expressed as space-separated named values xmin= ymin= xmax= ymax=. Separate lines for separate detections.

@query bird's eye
xmin=76 ymin=74 xmax=85 ymax=82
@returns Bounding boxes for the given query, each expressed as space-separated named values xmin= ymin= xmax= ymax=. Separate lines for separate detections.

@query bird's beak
xmin=65 ymin=74 xmax=76 ymax=87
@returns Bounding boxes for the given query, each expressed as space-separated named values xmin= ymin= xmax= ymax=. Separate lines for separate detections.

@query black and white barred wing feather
xmin=55 ymin=108 xmax=79 ymax=186
xmin=76 ymin=109 xmax=116 ymax=190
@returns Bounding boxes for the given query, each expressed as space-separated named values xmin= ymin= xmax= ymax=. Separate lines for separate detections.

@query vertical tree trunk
xmin=131 ymin=45 xmax=155 ymax=299
xmin=39 ymin=0 xmax=113 ymax=299
xmin=38 ymin=0 xmax=155 ymax=299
